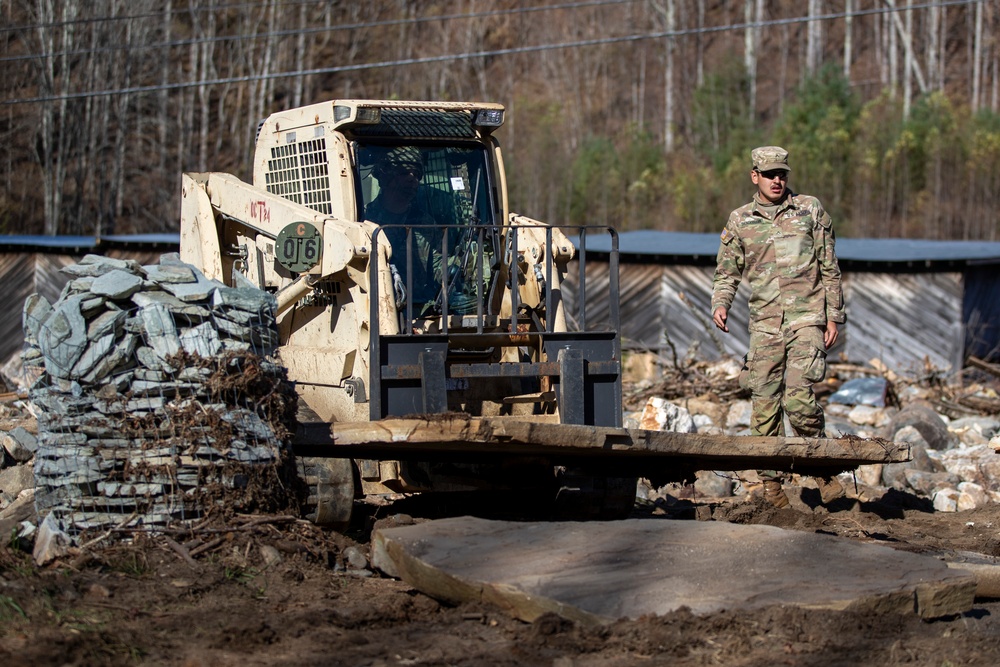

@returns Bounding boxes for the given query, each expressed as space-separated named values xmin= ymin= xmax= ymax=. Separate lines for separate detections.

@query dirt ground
xmin=3 ymin=488 xmax=1000 ymax=667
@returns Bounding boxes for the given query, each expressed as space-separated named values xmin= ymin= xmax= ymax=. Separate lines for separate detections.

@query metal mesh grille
xmin=265 ymin=138 xmax=332 ymax=215
xmin=352 ymin=109 xmax=476 ymax=139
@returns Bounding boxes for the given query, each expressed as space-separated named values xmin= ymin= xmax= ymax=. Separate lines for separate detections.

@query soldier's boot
xmin=762 ymin=480 xmax=790 ymax=509
xmin=815 ymin=476 xmax=845 ymax=504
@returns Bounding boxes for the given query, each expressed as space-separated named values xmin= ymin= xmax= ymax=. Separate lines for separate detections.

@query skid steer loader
xmin=180 ymin=99 xmax=907 ymax=528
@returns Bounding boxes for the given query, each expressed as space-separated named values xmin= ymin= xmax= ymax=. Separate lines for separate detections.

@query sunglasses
xmin=389 ymin=164 xmax=423 ymax=180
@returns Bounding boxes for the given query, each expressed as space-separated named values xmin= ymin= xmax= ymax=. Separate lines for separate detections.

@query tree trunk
xmin=744 ymin=0 xmax=756 ymax=121
xmin=806 ymin=0 xmax=822 ymax=75
xmin=972 ymin=0 xmax=984 ymax=111
xmin=843 ymin=0 xmax=853 ymax=80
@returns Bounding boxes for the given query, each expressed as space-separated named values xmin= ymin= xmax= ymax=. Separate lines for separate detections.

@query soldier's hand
xmin=712 ymin=307 xmax=729 ymax=333
xmin=389 ymin=263 xmax=406 ymax=310
xmin=824 ymin=321 xmax=839 ymax=348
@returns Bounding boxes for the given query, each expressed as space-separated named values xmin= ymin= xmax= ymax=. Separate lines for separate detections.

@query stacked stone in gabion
xmin=22 ymin=253 xmax=298 ymax=534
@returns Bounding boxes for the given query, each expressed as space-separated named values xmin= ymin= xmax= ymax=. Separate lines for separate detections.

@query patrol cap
xmin=374 ymin=146 xmax=423 ymax=179
xmin=751 ymin=145 xmax=791 ymax=172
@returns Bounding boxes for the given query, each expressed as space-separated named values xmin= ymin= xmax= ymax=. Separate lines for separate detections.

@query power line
xmin=1 ymin=0 xmax=982 ymax=106
xmin=0 ymin=0 xmax=637 ymax=65
xmin=0 ymin=0 xmax=326 ymax=35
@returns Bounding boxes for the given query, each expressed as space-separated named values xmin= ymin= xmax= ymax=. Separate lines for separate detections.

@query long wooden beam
xmin=292 ymin=415 xmax=908 ymax=479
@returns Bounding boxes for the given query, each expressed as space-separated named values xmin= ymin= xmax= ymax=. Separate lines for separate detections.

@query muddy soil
xmin=3 ymin=489 xmax=1000 ymax=667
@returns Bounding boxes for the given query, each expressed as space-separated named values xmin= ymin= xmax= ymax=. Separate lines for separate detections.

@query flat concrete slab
xmin=372 ymin=517 xmax=976 ymax=626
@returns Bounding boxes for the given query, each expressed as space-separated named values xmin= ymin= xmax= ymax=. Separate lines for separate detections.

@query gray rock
xmin=81 ymin=333 xmax=138 ymax=385
xmin=343 ymin=546 xmax=369 ymax=570
xmin=228 ymin=446 xmax=276 ymax=462
xmin=0 ymin=464 xmax=34 ymax=497
xmin=158 ymin=252 xmax=186 ymax=266
xmin=180 ymin=322 xmax=222 ymax=358
xmin=33 ymin=513 xmax=75 ymax=566
xmin=71 ymin=332 xmax=117 ymax=379
xmin=221 ymin=339 xmax=252 ymax=353
xmin=882 ymin=433 xmax=944 ymax=489
xmin=212 ymin=283 xmax=275 ymax=315
xmin=882 ymin=402 xmax=957 ymax=451
xmin=222 ymin=409 xmax=276 ymax=441
xmin=847 ymin=405 xmax=887 ymax=427
xmin=90 ymin=269 xmax=144 ymax=300
xmin=161 ymin=274 xmax=220 ymax=302
xmin=693 ymin=470 xmax=733 ymax=498
xmin=949 ymin=416 xmax=1000 ymax=440
xmin=97 ymin=481 xmax=166 ymax=497
xmin=939 ymin=445 xmax=995 ymax=488
xmin=825 ymin=416 xmax=860 ymax=438
xmin=260 ymin=544 xmax=283 ymax=567
xmin=904 ymin=469 xmax=961 ymax=495
xmin=132 ymin=290 xmax=211 ymax=319
xmin=22 ymin=293 xmax=53 ymax=344
xmin=136 ymin=346 xmax=174 ymax=372
xmin=143 ymin=262 xmax=198 ymax=285
xmin=38 ymin=294 xmax=89 ymax=379
xmin=38 ymin=432 xmax=89 ymax=447
xmin=725 ymin=400 xmax=752 ymax=431
xmin=86 ymin=308 xmax=126 ymax=340
xmin=67 ymin=276 xmax=96 ymax=294
xmin=212 ymin=313 xmax=257 ymax=341
xmin=124 ymin=396 xmax=166 ymax=413
xmin=60 ymin=254 xmax=141 ymax=278
xmin=639 ymin=397 xmax=696 ymax=433
xmin=1 ymin=427 xmax=38 ymax=463
xmin=79 ymin=296 xmax=107 ymax=317
xmin=141 ymin=303 xmax=181 ymax=360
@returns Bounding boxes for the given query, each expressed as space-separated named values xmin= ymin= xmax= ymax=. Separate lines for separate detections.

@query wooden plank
xmin=372 ymin=517 xmax=976 ymax=625
xmin=292 ymin=415 xmax=908 ymax=478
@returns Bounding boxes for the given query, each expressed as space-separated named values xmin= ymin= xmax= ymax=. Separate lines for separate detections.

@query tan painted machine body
xmin=179 ymin=99 xmax=907 ymax=525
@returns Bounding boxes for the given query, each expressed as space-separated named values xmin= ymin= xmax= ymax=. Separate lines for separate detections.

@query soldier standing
xmin=711 ymin=146 xmax=846 ymax=508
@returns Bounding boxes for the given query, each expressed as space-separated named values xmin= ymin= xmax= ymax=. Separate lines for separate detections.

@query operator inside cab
xmin=362 ymin=145 xmax=486 ymax=317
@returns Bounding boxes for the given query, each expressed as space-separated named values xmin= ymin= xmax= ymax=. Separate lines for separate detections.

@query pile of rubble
xmin=629 ymin=360 xmax=1000 ymax=511
xmin=14 ymin=253 xmax=298 ymax=537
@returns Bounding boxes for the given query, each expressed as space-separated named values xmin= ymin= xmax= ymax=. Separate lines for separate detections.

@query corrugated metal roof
xmin=2 ymin=231 xmax=997 ymax=266
xmin=574 ymin=230 xmax=1000 ymax=267
xmin=0 ymin=234 xmax=180 ymax=251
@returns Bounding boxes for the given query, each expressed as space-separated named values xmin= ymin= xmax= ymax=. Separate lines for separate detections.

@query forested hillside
xmin=1 ymin=0 xmax=998 ymax=240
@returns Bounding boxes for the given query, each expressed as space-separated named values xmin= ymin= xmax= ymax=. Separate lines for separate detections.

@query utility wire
xmin=1 ymin=0 xmax=982 ymax=106
xmin=0 ymin=0 xmax=637 ymax=65
xmin=0 ymin=0 xmax=330 ymax=34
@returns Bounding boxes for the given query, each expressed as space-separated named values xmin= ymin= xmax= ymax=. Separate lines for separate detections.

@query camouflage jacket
xmin=712 ymin=191 xmax=845 ymax=334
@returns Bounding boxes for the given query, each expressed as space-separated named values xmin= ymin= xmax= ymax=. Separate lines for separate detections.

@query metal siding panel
xmin=0 ymin=250 xmax=171 ymax=380
xmin=844 ymin=272 xmax=962 ymax=373
xmin=0 ymin=254 xmax=38 ymax=367
xmin=618 ymin=265 xmax=666 ymax=346
xmin=660 ymin=266 xmax=749 ymax=361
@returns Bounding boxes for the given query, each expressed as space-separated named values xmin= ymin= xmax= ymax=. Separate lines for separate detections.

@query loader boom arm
xmin=180 ymin=172 xmax=376 ymax=288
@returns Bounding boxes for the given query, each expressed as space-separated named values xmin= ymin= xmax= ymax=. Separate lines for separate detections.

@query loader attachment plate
xmin=292 ymin=415 xmax=909 ymax=480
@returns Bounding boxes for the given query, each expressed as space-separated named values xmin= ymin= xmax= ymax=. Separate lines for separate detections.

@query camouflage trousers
xmin=739 ymin=324 xmax=827 ymax=439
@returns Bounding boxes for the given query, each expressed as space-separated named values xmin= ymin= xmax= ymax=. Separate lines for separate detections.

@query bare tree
xmin=743 ymin=0 xmax=761 ymax=120
xmin=806 ymin=0 xmax=822 ymax=75
xmin=843 ymin=0 xmax=853 ymax=80
xmin=651 ymin=0 xmax=677 ymax=152
xmin=972 ymin=0 xmax=984 ymax=111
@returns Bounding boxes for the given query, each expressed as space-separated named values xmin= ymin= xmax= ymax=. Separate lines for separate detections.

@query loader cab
xmin=355 ymin=142 xmax=502 ymax=324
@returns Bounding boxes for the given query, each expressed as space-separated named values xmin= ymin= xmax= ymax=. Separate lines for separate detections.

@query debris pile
xmin=628 ymin=361 xmax=1000 ymax=512
xmin=20 ymin=254 xmax=299 ymax=535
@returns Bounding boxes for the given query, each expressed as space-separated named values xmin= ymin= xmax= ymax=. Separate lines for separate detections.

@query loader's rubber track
xmin=298 ymin=457 xmax=357 ymax=530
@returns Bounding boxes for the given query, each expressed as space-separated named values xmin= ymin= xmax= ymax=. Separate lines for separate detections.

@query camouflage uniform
xmin=712 ymin=148 xmax=845 ymax=439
